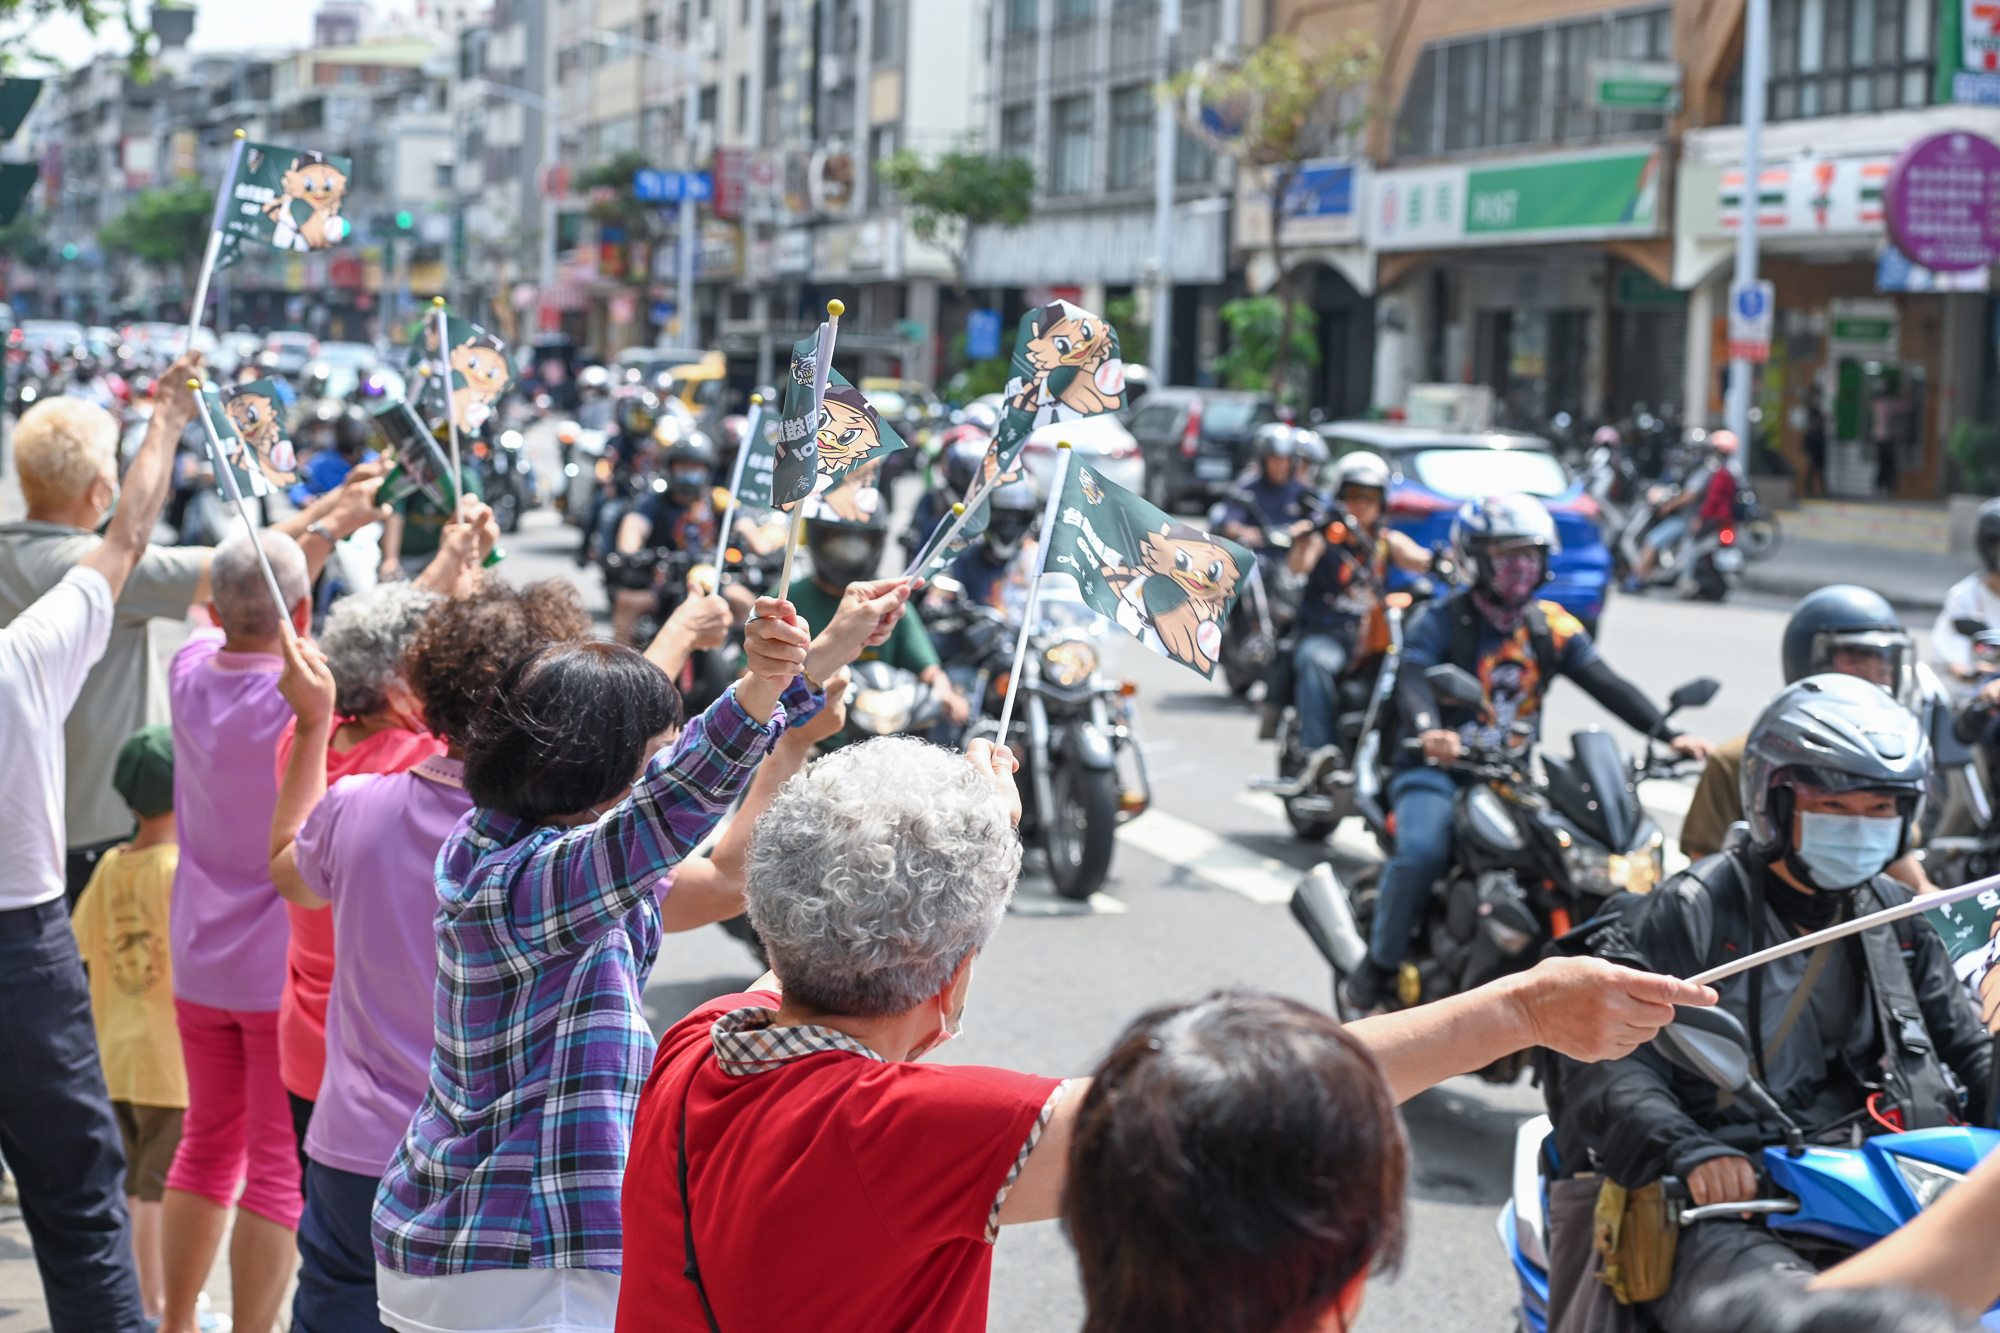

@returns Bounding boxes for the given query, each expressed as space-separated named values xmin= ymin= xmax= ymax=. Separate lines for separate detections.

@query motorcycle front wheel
xmin=1046 ymin=762 xmax=1118 ymax=900
xmin=1741 ymin=517 xmax=1781 ymax=561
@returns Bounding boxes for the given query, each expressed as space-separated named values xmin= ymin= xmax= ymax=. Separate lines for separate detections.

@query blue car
xmin=1314 ymin=422 xmax=1613 ymax=633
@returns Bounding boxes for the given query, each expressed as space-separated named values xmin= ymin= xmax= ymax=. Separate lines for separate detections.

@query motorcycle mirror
xmin=1651 ymin=1005 xmax=1754 ymax=1092
xmin=1953 ymin=618 xmax=1990 ymax=637
xmin=1425 ymin=663 xmax=1487 ymax=708
xmin=929 ymin=575 xmax=965 ymax=596
xmin=1668 ymin=678 xmax=1721 ymax=711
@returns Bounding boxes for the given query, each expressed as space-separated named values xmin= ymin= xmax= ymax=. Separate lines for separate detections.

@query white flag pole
xmin=185 ymin=130 xmax=248 ymax=350
xmin=705 ymin=393 xmax=762 ymax=592
xmin=431 ymin=298 xmax=463 ymax=524
xmin=994 ymin=442 xmax=1073 ymax=743
xmin=773 ymin=299 xmax=843 ymax=604
xmin=189 ymin=381 xmax=295 ymax=639
xmin=902 ymin=460 xmax=1000 ymax=579
xmin=1687 ymin=876 xmax=1998 ymax=988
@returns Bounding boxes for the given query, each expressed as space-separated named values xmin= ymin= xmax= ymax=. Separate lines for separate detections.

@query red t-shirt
xmin=618 ymin=990 xmax=1065 ymax=1333
xmin=273 ymin=719 xmax=446 ymax=1102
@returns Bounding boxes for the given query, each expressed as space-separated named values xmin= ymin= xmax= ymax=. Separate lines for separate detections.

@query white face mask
xmin=911 ymin=970 xmax=970 ymax=1060
xmin=1794 ymin=810 xmax=1903 ymax=888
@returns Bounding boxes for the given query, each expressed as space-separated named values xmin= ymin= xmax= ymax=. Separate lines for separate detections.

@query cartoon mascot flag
xmin=1045 ymin=462 xmax=1253 ymax=680
xmin=408 ymin=315 xmax=516 ymax=436
xmin=200 ymin=379 xmax=298 ymax=498
xmin=187 ymin=133 xmax=356 ymax=346
xmin=770 ymin=321 xmax=906 ymax=509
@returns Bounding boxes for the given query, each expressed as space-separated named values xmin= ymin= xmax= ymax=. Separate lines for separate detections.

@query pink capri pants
xmin=164 ymin=999 xmax=304 ymax=1231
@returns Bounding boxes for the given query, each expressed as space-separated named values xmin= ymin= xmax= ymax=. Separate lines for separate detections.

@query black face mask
xmin=1767 ymin=855 xmax=1850 ymax=932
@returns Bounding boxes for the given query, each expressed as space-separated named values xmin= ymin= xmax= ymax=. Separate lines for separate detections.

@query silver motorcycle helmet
xmin=1739 ymin=672 xmax=1930 ymax=860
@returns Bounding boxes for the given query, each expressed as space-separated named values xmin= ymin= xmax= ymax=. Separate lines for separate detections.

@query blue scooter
xmin=1499 ymin=1004 xmax=2000 ymax=1333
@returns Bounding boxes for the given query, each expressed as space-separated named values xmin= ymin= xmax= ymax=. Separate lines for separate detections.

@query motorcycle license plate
xmin=1712 ymin=548 xmax=1744 ymax=572
xmin=1194 ymin=457 xmax=1233 ymax=481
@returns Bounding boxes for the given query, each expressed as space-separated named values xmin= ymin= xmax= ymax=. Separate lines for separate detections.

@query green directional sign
xmin=1586 ymin=60 xmax=1682 ymax=112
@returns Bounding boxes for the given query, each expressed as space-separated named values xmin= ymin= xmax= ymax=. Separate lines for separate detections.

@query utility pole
xmin=1149 ymin=0 xmax=1181 ymax=386
xmin=1724 ymin=0 xmax=1769 ymax=471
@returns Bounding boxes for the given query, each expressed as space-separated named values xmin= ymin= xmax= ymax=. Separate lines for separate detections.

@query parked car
xmin=260 ymin=331 xmax=322 ymax=378
xmin=1124 ymin=387 xmax=1284 ymax=512
xmin=1314 ymin=421 xmax=1612 ymax=632
xmin=1016 ymin=411 xmax=1145 ymax=500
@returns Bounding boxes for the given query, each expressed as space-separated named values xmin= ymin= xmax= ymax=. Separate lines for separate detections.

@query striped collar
xmin=411 ymin=754 xmax=465 ymax=788
xmin=709 ymin=1005 xmax=885 ymax=1077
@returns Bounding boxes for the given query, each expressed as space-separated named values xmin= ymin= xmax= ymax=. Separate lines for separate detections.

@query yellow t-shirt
xmin=72 ymin=843 xmax=187 ymax=1108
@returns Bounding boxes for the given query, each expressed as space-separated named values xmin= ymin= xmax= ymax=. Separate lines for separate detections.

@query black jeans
xmin=293 ymin=1160 xmax=392 ymax=1332
xmin=0 ymin=899 xmax=144 ymax=1332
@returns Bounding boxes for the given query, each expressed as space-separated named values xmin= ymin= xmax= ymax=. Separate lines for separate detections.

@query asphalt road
xmin=0 ymin=428 xmax=1875 ymax=1333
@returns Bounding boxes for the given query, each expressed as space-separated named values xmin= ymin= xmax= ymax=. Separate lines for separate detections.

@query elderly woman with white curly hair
xmin=618 ymin=737 xmax=1718 ymax=1333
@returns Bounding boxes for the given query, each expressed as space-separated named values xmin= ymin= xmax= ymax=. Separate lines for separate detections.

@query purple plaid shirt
xmin=371 ymin=678 xmax=820 ymax=1276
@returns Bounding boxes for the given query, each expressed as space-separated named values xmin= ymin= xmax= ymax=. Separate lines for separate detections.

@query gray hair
xmin=746 ymin=736 xmax=1021 ymax=1017
xmin=209 ymin=530 xmax=310 ymax=638
xmin=319 ymin=583 xmax=442 ymax=716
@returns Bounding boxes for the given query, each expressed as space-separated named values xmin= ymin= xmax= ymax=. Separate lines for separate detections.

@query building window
xmin=1007 ymin=0 xmax=1039 ymax=32
xmin=736 ymin=73 xmax=749 ymax=133
xmin=869 ymin=123 xmax=898 ymax=206
xmin=698 ymin=83 xmax=718 ymax=122
xmin=1057 ymin=0 xmax=1093 ymax=21
xmin=1107 ymin=83 xmax=1152 ymax=190
xmin=873 ymin=0 xmax=903 ymax=60
xmin=435 ymin=159 xmax=454 ymax=188
xmin=1176 ymin=127 xmax=1212 ymax=182
xmin=642 ymin=12 xmax=659 ymax=43
xmin=1394 ymin=6 xmax=1672 ymax=160
xmin=1769 ymin=0 xmax=1932 ymax=117
xmin=1001 ymin=101 xmax=1035 ymax=161
xmin=1050 ymin=93 xmax=1092 ymax=194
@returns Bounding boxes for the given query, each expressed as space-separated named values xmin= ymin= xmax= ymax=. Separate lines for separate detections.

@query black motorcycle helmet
xmin=663 ymin=433 xmax=719 ymax=502
xmin=803 ymin=483 xmax=890 ymax=589
xmin=1978 ymin=497 xmax=2000 ymax=573
xmin=943 ymin=437 xmax=989 ymax=498
xmin=1780 ymin=584 xmax=1914 ymax=705
xmin=982 ymin=480 xmax=1042 ymax=561
xmin=334 ymin=404 xmax=372 ymax=461
xmin=615 ymin=390 xmax=659 ymax=438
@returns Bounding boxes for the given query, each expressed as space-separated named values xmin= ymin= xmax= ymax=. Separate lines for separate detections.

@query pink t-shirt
xmin=294 ymin=755 xmax=473 ymax=1176
xmin=169 ymin=627 xmax=295 ymax=1013
xmin=273 ymin=721 xmax=446 ymax=1102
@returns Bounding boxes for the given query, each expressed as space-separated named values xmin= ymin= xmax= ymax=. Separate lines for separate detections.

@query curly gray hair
xmin=746 ymin=736 xmax=1021 ymax=1017
xmin=319 ymin=583 xmax=442 ymax=717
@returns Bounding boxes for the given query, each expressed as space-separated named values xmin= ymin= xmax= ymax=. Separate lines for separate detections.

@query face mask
xmin=1486 ymin=550 xmax=1543 ymax=606
xmin=1791 ymin=810 xmax=1902 ymax=890
xmin=670 ymin=467 xmax=707 ymax=494
xmin=910 ymin=972 xmax=970 ymax=1060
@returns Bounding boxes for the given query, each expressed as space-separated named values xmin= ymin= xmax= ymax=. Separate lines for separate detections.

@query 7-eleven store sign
xmin=1720 ymin=156 xmax=1892 ymax=234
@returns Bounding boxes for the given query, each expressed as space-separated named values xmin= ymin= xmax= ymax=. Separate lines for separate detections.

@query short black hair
xmin=1688 ymin=1279 xmax=1980 ymax=1333
xmin=1066 ymin=991 xmax=1407 ymax=1333
xmin=463 ymin=640 xmax=683 ymax=821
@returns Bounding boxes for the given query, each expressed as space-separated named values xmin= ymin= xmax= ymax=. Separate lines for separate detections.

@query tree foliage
xmin=98 ymin=179 xmax=210 ymax=272
xmin=1 ymin=0 xmax=170 ymax=79
xmin=578 ymin=150 xmax=659 ymax=237
xmin=0 ymin=204 xmax=46 ymax=265
xmin=877 ymin=146 xmax=1034 ymax=293
xmin=1169 ymin=35 xmax=1378 ymax=400
xmin=1212 ymin=296 xmax=1319 ymax=400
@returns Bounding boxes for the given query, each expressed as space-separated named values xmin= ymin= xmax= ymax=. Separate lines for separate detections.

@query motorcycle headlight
xmin=1565 ymin=841 xmax=1616 ymax=895
xmin=1466 ymin=785 xmax=1525 ymax=851
xmin=1892 ymin=1154 xmax=1965 ymax=1210
xmin=848 ymin=686 xmax=915 ymax=735
xmin=1041 ymin=636 xmax=1098 ymax=689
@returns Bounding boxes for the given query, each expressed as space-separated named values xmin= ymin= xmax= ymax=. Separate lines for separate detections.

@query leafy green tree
xmin=0 ymin=204 xmax=46 ymax=265
xmin=1211 ymin=295 xmax=1319 ymax=399
xmin=877 ymin=145 xmax=1034 ymax=296
xmin=98 ymin=179 xmax=210 ymax=288
xmin=1 ymin=0 xmax=178 ymax=78
xmin=1170 ymin=34 xmax=1377 ymax=401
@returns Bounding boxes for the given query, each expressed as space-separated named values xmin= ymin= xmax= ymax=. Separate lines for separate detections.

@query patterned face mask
xmin=1487 ymin=549 xmax=1543 ymax=606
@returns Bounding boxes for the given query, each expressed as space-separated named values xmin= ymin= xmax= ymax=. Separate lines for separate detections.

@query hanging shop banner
xmin=1884 ymin=130 xmax=2000 ymax=271
xmin=1954 ymin=0 xmax=2000 ymax=103
xmin=1719 ymin=156 xmax=1891 ymax=234
xmin=1368 ymin=146 xmax=1662 ymax=251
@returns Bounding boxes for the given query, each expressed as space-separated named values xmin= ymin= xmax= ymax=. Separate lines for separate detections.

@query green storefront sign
xmin=1464 ymin=152 xmax=1660 ymax=236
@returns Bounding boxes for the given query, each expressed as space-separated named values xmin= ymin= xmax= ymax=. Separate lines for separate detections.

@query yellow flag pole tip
xmin=951 ymin=502 xmax=966 ymax=515
xmin=431 ymin=296 xmax=446 ymax=307
xmin=750 ymin=393 xmax=763 ymax=405
xmin=826 ymin=299 xmax=845 ymax=318
xmin=185 ymin=379 xmax=201 ymax=390
xmin=233 ymin=128 xmax=246 ymax=138
xmin=1057 ymin=440 xmax=1074 ymax=450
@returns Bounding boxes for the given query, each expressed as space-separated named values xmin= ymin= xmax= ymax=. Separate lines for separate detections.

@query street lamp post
xmin=1724 ymin=0 xmax=1770 ymax=468
xmin=474 ymin=79 xmax=560 ymax=329
xmin=1150 ymin=0 xmax=1181 ymax=386
xmin=587 ymin=27 xmax=704 ymax=348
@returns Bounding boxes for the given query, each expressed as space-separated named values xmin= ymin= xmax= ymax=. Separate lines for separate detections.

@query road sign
xmin=1585 ymin=59 xmax=1683 ymax=112
xmin=966 ymin=308 xmax=1002 ymax=361
xmin=1884 ymin=130 xmax=2000 ymax=271
xmin=634 ymin=170 xmax=714 ymax=204
xmin=1727 ymin=279 xmax=1775 ymax=362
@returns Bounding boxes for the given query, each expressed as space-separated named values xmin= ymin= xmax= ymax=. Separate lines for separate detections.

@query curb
xmin=1740 ymin=567 xmax=1946 ymax=614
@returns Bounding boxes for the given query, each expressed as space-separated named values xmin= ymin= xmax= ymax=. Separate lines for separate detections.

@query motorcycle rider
xmin=1930 ymin=496 xmax=2000 ymax=701
xmin=946 ymin=478 xmax=1044 ymax=616
xmin=582 ymin=389 xmax=663 ymax=562
xmin=1627 ymin=429 xmax=1740 ymax=591
xmin=1547 ymin=673 xmax=1991 ymax=1333
xmin=610 ymin=432 xmax=740 ymax=644
xmin=1345 ymin=493 xmax=1714 ymax=1012
xmin=791 ymin=480 xmax=969 ymax=747
xmin=1214 ymin=424 xmax=1321 ymax=548
xmin=1682 ymin=585 xmax=1941 ymax=894
xmin=1283 ymin=450 xmax=1431 ymax=768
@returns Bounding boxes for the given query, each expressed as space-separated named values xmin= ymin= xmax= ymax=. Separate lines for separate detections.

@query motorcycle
xmin=1581 ymin=445 xmax=1649 ymax=574
xmin=1208 ymin=493 xmax=1316 ymax=698
xmin=841 ymin=659 xmax=951 ymax=744
xmin=471 ymin=427 xmax=536 ymax=534
xmin=929 ymin=577 xmax=1152 ymax=901
xmin=1616 ymin=483 xmax=1744 ymax=602
xmin=1288 ymin=663 xmax=1718 ymax=1035
xmin=1500 ymin=1005 xmax=2000 ymax=1333
xmin=1737 ymin=484 xmax=1782 ymax=562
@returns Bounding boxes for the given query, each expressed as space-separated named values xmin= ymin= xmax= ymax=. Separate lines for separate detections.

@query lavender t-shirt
xmin=169 ymin=627 xmax=293 ymax=1012
xmin=295 ymin=755 xmax=474 ymax=1176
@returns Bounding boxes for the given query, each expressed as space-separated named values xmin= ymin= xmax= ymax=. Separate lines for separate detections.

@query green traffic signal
xmin=395 ymin=209 xmax=414 ymax=231
xmin=60 ymin=242 xmax=77 ymax=260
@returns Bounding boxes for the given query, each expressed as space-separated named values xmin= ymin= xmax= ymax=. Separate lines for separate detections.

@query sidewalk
xmin=1739 ymin=534 xmax=1976 ymax=613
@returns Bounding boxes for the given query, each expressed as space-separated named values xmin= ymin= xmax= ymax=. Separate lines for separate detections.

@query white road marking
xmin=1116 ymin=809 xmax=1300 ymax=905
xmin=1639 ymin=780 xmax=1696 ymax=817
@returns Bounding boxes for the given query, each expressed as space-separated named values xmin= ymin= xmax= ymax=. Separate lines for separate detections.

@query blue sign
xmin=634 ymin=170 xmax=715 ymax=204
xmin=1735 ymin=284 xmax=1767 ymax=319
xmin=966 ymin=308 xmax=1002 ymax=361
xmin=1281 ymin=161 xmax=1355 ymax=219
xmin=651 ymin=300 xmax=675 ymax=326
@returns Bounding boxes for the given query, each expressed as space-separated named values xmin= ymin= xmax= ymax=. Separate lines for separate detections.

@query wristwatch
xmin=305 ymin=520 xmax=337 ymax=546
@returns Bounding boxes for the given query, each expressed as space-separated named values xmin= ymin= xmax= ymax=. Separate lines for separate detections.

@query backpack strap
xmin=1853 ymin=880 xmax=1963 ymax=1130
xmin=1521 ymin=601 xmax=1560 ymax=688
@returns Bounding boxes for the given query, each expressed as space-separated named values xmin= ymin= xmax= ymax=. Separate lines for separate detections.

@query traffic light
xmin=60 ymin=242 xmax=76 ymax=260
xmin=394 ymin=209 xmax=415 ymax=231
